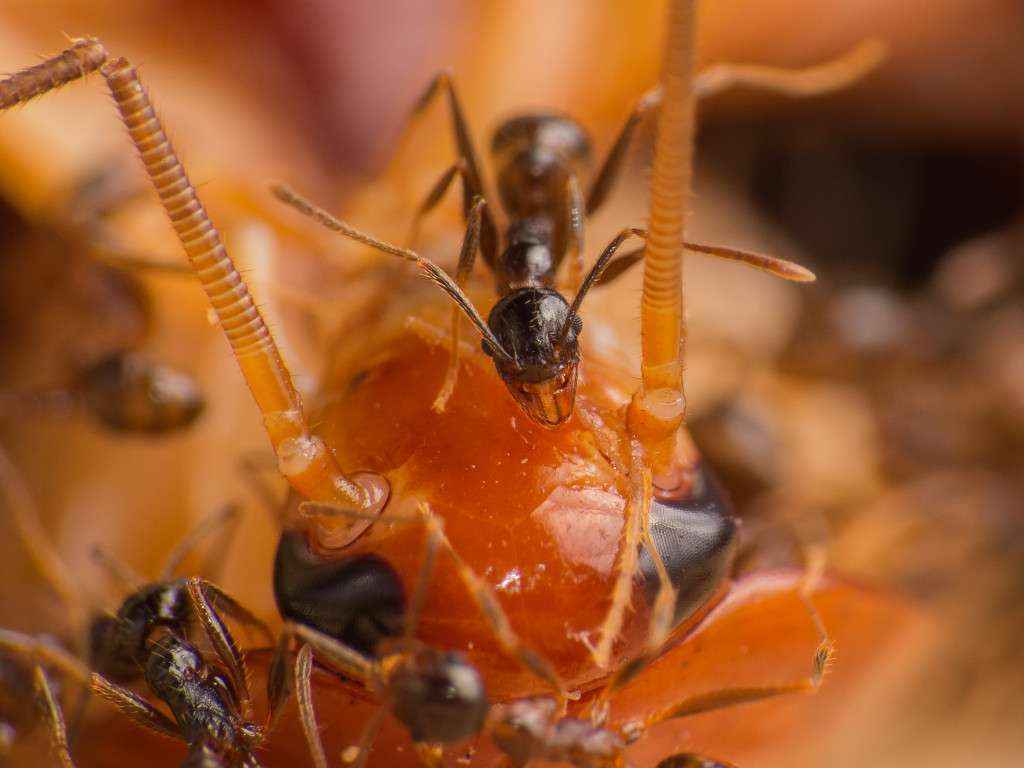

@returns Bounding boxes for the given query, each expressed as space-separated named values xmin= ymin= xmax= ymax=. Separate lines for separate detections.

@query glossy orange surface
xmin=313 ymin=322 xmax=651 ymax=697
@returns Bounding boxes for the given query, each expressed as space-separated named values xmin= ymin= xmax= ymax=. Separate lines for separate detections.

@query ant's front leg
xmin=405 ymin=72 xmax=499 ymax=265
xmin=432 ymin=197 xmax=486 ymax=413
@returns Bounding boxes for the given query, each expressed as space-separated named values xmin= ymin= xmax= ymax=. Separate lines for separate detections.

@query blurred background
xmin=0 ymin=1 xmax=1021 ymax=767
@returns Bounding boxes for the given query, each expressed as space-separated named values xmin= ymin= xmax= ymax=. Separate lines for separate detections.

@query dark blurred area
xmin=0 ymin=1 xmax=1022 ymax=767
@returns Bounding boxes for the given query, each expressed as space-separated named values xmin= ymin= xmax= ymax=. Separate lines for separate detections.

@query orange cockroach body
xmin=0 ymin=6 xmax=914 ymax=768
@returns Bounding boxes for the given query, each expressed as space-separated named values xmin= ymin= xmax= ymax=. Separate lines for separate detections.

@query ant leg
xmin=415 ymin=504 xmax=567 ymax=701
xmin=405 ymin=160 xmax=473 ymax=248
xmin=556 ymin=175 xmax=586 ymax=294
xmin=0 ymin=446 xmax=88 ymax=626
xmin=590 ymin=440 xmax=657 ymax=670
xmin=694 ymin=38 xmax=886 ymax=99
xmin=90 ymin=674 xmax=180 ymax=740
xmin=293 ymin=502 xmax=567 ymax=699
xmin=0 ymin=629 xmax=180 ymax=739
xmin=0 ymin=38 xmax=383 ymax=511
xmin=266 ymin=634 xmax=294 ymax=732
xmin=294 ymin=644 xmax=329 ymax=768
xmin=32 ymin=666 xmax=74 ymax=768
xmin=345 ymin=706 xmax=386 ymax=768
xmin=619 ymin=639 xmax=834 ymax=745
xmin=159 ymin=504 xmax=240 ymax=580
xmin=185 ymin=578 xmax=253 ymax=719
xmin=196 ymin=581 xmax=275 ymax=646
xmin=432 ymin=198 xmax=486 ymax=413
xmin=405 ymin=72 xmax=498 ymax=265
xmin=90 ymin=546 xmax=145 ymax=594
xmin=586 ymin=87 xmax=663 ymax=216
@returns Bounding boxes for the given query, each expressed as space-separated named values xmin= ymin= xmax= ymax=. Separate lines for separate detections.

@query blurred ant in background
xmin=0 ymin=157 xmax=205 ymax=435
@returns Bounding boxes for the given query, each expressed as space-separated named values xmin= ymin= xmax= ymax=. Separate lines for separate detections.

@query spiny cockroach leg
xmin=0 ymin=37 xmax=388 ymax=517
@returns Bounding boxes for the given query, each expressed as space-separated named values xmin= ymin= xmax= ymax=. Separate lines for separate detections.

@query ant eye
xmin=390 ymin=650 xmax=489 ymax=743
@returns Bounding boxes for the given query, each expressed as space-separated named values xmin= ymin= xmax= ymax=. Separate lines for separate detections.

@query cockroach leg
xmin=0 ymin=36 xmax=386 ymax=513
xmin=693 ymin=38 xmax=887 ymax=99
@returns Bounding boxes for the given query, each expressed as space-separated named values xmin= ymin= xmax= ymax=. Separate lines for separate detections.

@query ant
xmin=0 ymin=443 xmax=271 ymax=756
xmin=272 ymin=76 xmax=816 ymax=426
xmin=0 ymin=132 xmax=205 ymax=435
xmin=0 ymin=579 xmax=265 ymax=768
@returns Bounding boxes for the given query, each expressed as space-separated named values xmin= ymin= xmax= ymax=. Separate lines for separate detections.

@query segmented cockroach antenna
xmin=0 ymin=37 xmax=388 ymax=517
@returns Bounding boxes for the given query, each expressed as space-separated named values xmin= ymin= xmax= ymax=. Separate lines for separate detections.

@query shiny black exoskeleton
xmin=273 ymin=531 xmax=406 ymax=657
xmin=87 ymin=579 xmax=193 ymax=683
xmin=473 ymin=114 xmax=599 ymax=427
xmin=639 ymin=462 xmax=739 ymax=625
xmin=145 ymin=635 xmax=261 ymax=768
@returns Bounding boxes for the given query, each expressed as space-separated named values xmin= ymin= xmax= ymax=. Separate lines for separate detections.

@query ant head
xmin=491 ymin=113 xmax=592 ymax=167
xmin=387 ymin=645 xmax=489 ymax=744
xmin=483 ymin=288 xmax=581 ymax=427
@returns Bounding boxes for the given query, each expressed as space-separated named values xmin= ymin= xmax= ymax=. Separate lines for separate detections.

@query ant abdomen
xmin=273 ymin=530 xmax=407 ymax=656
xmin=79 ymin=352 xmax=205 ymax=434
xmin=639 ymin=463 xmax=739 ymax=626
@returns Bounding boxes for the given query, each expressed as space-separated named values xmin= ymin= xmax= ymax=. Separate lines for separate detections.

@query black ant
xmin=272 ymin=72 xmax=816 ymax=427
xmin=0 ymin=579 xmax=265 ymax=768
xmin=0 ymin=444 xmax=271 ymax=754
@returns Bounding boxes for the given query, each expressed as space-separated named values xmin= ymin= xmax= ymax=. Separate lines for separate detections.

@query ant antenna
xmin=558 ymin=227 xmax=648 ymax=345
xmin=270 ymin=184 xmax=516 ymax=365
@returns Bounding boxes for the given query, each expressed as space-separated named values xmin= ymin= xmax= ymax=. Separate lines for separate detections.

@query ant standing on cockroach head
xmin=0 ymin=444 xmax=272 ymax=762
xmin=272 ymin=61 xmax=835 ymax=426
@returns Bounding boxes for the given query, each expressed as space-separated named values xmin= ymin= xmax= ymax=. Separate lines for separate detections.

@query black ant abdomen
xmin=273 ymin=530 xmax=407 ymax=656
xmin=639 ymin=463 xmax=739 ymax=625
xmin=79 ymin=351 xmax=205 ymax=434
